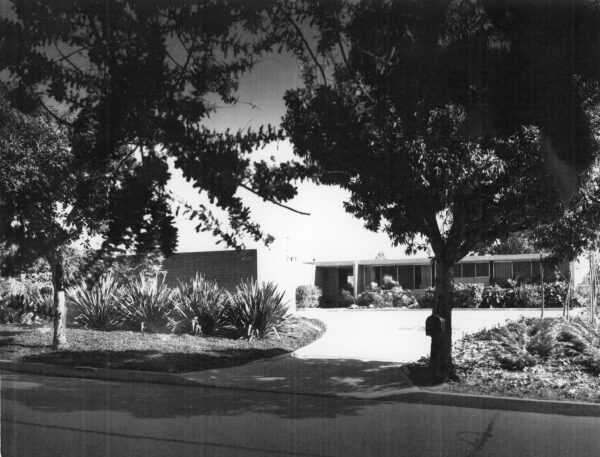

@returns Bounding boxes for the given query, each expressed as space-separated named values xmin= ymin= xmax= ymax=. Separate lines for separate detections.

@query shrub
xmin=169 ymin=274 xmax=228 ymax=335
xmin=119 ymin=274 xmax=173 ymax=332
xmin=417 ymin=284 xmax=484 ymax=308
xmin=487 ymin=320 xmax=538 ymax=370
xmin=452 ymin=283 xmax=484 ymax=308
xmin=356 ymin=289 xmax=386 ymax=307
xmin=381 ymin=275 xmax=399 ymax=290
xmin=26 ymin=289 xmax=55 ymax=321
xmin=525 ymin=318 xmax=560 ymax=358
xmin=67 ymin=273 xmax=121 ymax=329
xmin=356 ymin=285 xmax=418 ymax=308
xmin=223 ymin=280 xmax=289 ymax=339
xmin=295 ymin=284 xmax=322 ymax=308
xmin=416 ymin=288 xmax=436 ymax=308
xmin=338 ymin=289 xmax=355 ymax=307
xmin=559 ymin=317 xmax=600 ymax=373
xmin=419 ymin=281 xmax=575 ymax=309
xmin=0 ymin=292 xmax=27 ymax=324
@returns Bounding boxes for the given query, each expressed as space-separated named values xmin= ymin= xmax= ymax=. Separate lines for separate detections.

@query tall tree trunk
xmin=50 ymin=249 xmax=68 ymax=349
xmin=429 ymin=257 xmax=457 ymax=381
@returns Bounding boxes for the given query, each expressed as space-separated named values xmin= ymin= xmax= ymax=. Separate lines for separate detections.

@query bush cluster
xmin=0 ymin=273 xmax=291 ymax=340
xmin=356 ymin=286 xmax=418 ymax=308
xmin=295 ymin=284 xmax=322 ymax=308
xmin=471 ymin=316 xmax=600 ymax=374
xmin=417 ymin=281 xmax=579 ymax=309
xmin=0 ymin=277 xmax=55 ymax=324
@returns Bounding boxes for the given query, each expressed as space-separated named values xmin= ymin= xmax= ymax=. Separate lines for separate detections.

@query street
xmin=2 ymin=370 xmax=599 ymax=457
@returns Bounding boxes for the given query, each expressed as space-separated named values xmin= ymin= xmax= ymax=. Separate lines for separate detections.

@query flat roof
xmin=307 ymin=253 xmax=552 ymax=267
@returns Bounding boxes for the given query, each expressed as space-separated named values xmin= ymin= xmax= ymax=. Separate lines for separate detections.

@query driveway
xmin=295 ymin=308 xmax=565 ymax=363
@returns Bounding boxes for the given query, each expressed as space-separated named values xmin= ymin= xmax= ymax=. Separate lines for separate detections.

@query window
xmin=513 ymin=261 xmax=531 ymax=279
xmin=397 ymin=266 xmax=414 ymax=289
xmin=462 ymin=263 xmax=475 ymax=277
xmin=380 ymin=266 xmax=397 ymax=282
xmin=475 ymin=262 xmax=489 ymax=277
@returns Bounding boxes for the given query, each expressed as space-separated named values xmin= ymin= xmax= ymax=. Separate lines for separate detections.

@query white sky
xmin=170 ymin=52 xmax=416 ymax=262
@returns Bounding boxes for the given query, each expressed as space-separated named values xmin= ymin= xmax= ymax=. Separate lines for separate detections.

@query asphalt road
xmin=2 ymin=370 xmax=600 ymax=457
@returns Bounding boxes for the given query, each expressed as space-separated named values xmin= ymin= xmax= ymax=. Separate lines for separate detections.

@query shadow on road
xmin=1 ymin=357 xmax=412 ymax=420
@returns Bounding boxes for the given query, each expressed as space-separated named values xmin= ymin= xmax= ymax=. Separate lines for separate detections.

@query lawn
xmin=407 ymin=314 xmax=600 ymax=403
xmin=0 ymin=317 xmax=325 ymax=373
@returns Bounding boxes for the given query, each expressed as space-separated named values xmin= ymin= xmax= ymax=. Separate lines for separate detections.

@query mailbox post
xmin=425 ymin=314 xmax=445 ymax=338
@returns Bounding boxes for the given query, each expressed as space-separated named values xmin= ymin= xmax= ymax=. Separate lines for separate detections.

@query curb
xmin=0 ymin=359 xmax=201 ymax=387
xmin=392 ymin=389 xmax=600 ymax=417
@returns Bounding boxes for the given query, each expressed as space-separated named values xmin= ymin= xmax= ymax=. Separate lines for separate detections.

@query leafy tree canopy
xmin=0 ymin=93 xmax=75 ymax=274
xmin=271 ymin=0 xmax=600 ymax=377
xmin=475 ymin=232 xmax=538 ymax=256
xmin=0 ymin=0 xmax=312 ymax=260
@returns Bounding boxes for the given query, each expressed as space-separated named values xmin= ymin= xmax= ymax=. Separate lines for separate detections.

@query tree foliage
xmin=272 ymin=0 xmax=600 ymax=377
xmin=0 ymin=94 xmax=74 ymax=274
xmin=0 ymin=0 xmax=311 ymax=257
xmin=476 ymin=232 xmax=538 ymax=255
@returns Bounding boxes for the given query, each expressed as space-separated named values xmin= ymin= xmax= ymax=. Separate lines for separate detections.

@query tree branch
xmin=37 ymin=100 xmax=73 ymax=127
xmin=239 ymin=183 xmax=310 ymax=215
xmin=54 ymin=44 xmax=86 ymax=76
xmin=282 ymin=12 xmax=328 ymax=85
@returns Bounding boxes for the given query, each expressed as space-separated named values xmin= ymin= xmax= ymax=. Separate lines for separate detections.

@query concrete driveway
xmin=295 ymin=308 xmax=565 ymax=363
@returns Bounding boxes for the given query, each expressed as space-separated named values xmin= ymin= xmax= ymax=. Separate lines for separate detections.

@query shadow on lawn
xmin=19 ymin=347 xmax=289 ymax=372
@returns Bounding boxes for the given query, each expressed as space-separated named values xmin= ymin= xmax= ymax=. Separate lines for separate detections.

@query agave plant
xmin=168 ymin=274 xmax=229 ymax=335
xmin=223 ymin=279 xmax=290 ymax=339
xmin=119 ymin=274 xmax=173 ymax=332
xmin=0 ymin=292 xmax=26 ymax=324
xmin=68 ymin=273 xmax=121 ymax=329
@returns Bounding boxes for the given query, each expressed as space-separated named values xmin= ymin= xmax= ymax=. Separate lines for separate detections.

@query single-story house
xmin=160 ymin=249 xmax=313 ymax=312
xmin=308 ymin=254 xmax=569 ymax=303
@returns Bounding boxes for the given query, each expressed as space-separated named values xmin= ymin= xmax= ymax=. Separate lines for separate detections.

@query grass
xmin=0 ymin=317 xmax=325 ymax=373
xmin=407 ymin=315 xmax=600 ymax=403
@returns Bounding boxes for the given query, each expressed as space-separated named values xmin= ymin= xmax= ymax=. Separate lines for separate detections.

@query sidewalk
xmin=181 ymin=354 xmax=417 ymax=399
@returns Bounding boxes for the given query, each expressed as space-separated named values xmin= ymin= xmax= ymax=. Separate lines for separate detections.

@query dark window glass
xmin=414 ymin=266 xmax=422 ymax=289
xmin=462 ymin=263 xmax=475 ymax=277
xmin=513 ymin=261 xmax=531 ymax=279
xmin=475 ymin=262 xmax=489 ymax=277
xmin=381 ymin=266 xmax=397 ymax=282
xmin=397 ymin=266 xmax=414 ymax=289
xmin=531 ymin=261 xmax=541 ymax=280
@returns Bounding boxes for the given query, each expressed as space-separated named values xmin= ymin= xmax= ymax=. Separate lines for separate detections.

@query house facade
xmin=309 ymin=254 xmax=569 ymax=303
xmin=161 ymin=249 xmax=313 ymax=312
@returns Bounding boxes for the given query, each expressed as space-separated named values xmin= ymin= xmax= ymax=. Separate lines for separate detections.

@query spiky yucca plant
xmin=119 ymin=274 xmax=173 ymax=333
xmin=169 ymin=274 xmax=229 ymax=335
xmin=223 ymin=280 xmax=289 ymax=339
xmin=68 ymin=273 xmax=121 ymax=329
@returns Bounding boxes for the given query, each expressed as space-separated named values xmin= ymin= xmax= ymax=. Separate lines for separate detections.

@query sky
xmin=169 ymin=51 xmax=419 ymax=262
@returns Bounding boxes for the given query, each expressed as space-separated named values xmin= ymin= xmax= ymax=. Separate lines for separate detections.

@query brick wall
xmin=162 ymin=250 xmax=257 ymax=290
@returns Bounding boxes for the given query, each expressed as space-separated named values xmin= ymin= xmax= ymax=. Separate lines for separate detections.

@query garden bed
xmin=407 ymin=315 xmax=600 ymax=403
xmin=0 ymin=317 xmax=325 ymax=373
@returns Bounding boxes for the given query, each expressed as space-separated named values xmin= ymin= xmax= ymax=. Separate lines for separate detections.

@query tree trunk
xmin=429 ymin=258 xmax=457 ymax=381
xmin=50 ymin=249 xmax=68 ymax=349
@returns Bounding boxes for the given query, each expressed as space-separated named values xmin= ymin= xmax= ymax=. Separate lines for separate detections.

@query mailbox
xmin=425 ymin=315 xmax=445 ymax=337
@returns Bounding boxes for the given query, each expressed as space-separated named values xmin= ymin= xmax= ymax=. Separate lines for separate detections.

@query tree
xmin=476 ymin=232 xmax=538 ymax=255
xmin=0 ymin=96 xmax=83 ymax=347
xmin=273 ymin=0 xmax=600 ymax=378
xmin=0 ymin=1 xmax=312 ymax=346
xmin=0 ymin=0 xmax=310 ymax=254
